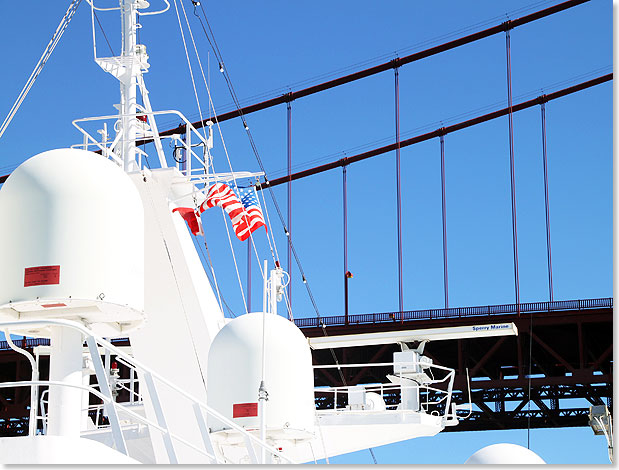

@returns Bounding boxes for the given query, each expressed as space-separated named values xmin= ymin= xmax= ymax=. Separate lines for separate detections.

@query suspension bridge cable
xmin=505 ymin=27 xmax=521 ymax=313
xmin=260 ymin=73 xmax=612 ymax=189
xmin=1 ymin=72 xmax=611 ymax=192
xmin=262 ymin=65 xmax=610 ymax=180
xmin=171 ymin=0 xmax=556 ymax=119
xmin=148 ymin=0 xmax=591 ymax=138
xmin=540 ymin=101 xmax=554 ymax=302
xmin=527 ymin=312 xmax=534 ymax=448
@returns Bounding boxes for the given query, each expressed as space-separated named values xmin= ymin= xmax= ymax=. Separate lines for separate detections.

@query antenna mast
xmin=119 ymin=0 xmax=141 ymax=171
xmin=93 ymin=0 xmax=153 ymax=172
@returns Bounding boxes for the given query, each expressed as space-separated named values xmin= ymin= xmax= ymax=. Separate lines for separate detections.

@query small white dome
xmin=207 ymin=312 xmax=315 ymax=440
xmin=465 ymin=443 xmax=546 ymax=464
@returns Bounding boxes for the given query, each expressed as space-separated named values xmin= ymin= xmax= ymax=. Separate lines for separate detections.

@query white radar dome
xmin=465 ymin=443 xmax=546 ymax=464
xmin=207 ymin=312 xmax=315 ymax=442
xmin=0 ymin=149 xmax=145 ymax=336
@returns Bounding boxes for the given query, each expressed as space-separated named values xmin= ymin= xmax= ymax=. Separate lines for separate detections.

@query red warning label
xmin=24 ymin=265 xmax=60 ymax=287
xmin=233 ymin=403 xmax=258 ymax=418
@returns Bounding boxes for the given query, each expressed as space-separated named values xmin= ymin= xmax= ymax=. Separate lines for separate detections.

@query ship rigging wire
xmin=142 ymin=175 xmax=209 ymax=389
xmin=189 ymin=0 xmax=347 ymax=384
xmin=190 ymin=2 xmax=318 ymax=316
xmin=174 ymin=0 xmax=279 ymax=279
xmin=173 ymin=0 xmax=558 ymax=118
xmin=195 ymin=230 xmax=234 ymax=317
xmin=92 ymin=10 xmax=116 ymax=56
xmin=0 ymin=0 xmax=82 ymax=140
xmin=369 ymin=447 xmax=378 ymax=464
xmin=174 ymin=0 xmax=296 ymax=320
xmin=173 ymin=0 xmax=253 ymax=314
xmin=174 ymin=0 xmax=300 ymax=320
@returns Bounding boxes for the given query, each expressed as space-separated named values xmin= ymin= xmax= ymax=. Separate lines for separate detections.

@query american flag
xmin=202 ymin=183 xmax=266 ymax=241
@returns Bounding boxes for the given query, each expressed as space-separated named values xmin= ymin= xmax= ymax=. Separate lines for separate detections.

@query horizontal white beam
xmin=33 ymin=345 xmax=133 ymax=356
xmin=308 ymin=323 xmax=517 ymax=350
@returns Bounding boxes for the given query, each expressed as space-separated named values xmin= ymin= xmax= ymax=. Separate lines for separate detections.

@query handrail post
xmin=243 ymin=434 xmax=260 ymax=464
xmin=85 ymin=336 xmax=128 ymax=455
xmin=193 ymin=403 xmax=218 ymax=463
xmin=3 ymin=330 xmax=39 ymax=436
xmin=142 ymin=371 xmax=178 ymax=464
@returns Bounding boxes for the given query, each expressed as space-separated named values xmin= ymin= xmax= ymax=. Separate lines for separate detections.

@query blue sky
xmin=0 ymin=0 xmax=612 ymax=464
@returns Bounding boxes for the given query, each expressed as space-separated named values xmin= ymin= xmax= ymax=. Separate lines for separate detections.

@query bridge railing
xmin=1 ymin=298 xmax=611 ymax=349
xmin=293 ymin=297 xmax=613 ymax=329
xmin=0 ymin=336 xmax=129 ymax=352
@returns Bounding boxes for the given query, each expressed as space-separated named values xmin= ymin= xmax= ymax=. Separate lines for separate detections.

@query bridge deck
xmin=0 ymin=298 xmax=612 ymax=434
xmin=303 ymin=298 xmax=612 ymax=432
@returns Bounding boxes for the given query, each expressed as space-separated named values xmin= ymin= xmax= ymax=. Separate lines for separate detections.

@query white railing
xmin=0 ymin=319 xmax=295 ymax=464
xmin=312 ymin=361 xmax=456 ymax=424
xmin=71 ymin=109 xmax=212 ymax=178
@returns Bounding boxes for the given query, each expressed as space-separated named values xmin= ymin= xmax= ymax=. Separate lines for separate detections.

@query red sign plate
xmin=233 ymin=402 xmax=258 ymax=418
xmin=24 ymin=265 xmax=60 ymax=287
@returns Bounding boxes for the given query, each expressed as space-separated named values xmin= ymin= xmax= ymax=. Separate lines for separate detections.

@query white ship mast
xmin=119 ymin=0 xmax=140 ymax=171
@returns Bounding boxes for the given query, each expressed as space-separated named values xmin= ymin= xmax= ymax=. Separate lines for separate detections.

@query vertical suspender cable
xmin=540 ymin=100 xmax=554 ymax=302
xmin=394 ymin=63 xmax=404 ymax=322
xmin=440 ymin=132 xmax=449 ymax=309
xmin=527 ymin=311 xmax=533 ymax=448
xmin=287 ymin=100 xmax=293 ymax=309
xmin=343 ymin=165 xmax=349 ymax=325
xmin=505 ymin=26 xmax=521 ymax=314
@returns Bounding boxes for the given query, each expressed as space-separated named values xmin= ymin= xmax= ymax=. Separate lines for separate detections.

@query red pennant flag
xmin=172 ymin=207 xmax=203 ymax=236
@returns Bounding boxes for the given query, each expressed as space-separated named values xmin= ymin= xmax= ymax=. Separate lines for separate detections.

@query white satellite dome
xmin=207 ymin=312 xmax=315 ymax=441
xmin=465 ymin=443 xmax=546 ymax=464
xmin=0 ymin=148 xmax=145 ymax=335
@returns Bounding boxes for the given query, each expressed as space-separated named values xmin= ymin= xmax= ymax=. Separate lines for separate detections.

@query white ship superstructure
xmin=0 ymin=0 xmax=526 ymax=464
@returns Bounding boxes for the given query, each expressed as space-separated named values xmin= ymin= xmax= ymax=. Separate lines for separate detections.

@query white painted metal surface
xmin=47 ymin=326 xmax=83 ymax=437
xmin=127 ymin=168 xmax=225 ymax=463
xmin=0 ymin=0 xmax=503 ymax=463
xmin=465 ymin=443 xmax=546 ymax=464
xmin=0 ymin=318 xmax=295 ymax=464
xmin=207 ymin=312 xmax=315 ymax=440
xmin=308 ymin=322 xmax=518 ymax=349
xmin=0 ymin=436 xmax=140 ymax=464
xmin=0 ymin=148 xmax=145 ymax=335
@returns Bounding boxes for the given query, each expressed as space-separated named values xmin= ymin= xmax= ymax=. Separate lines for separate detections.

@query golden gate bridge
xmin=0 ymin=0 xmax=611 ymax=438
